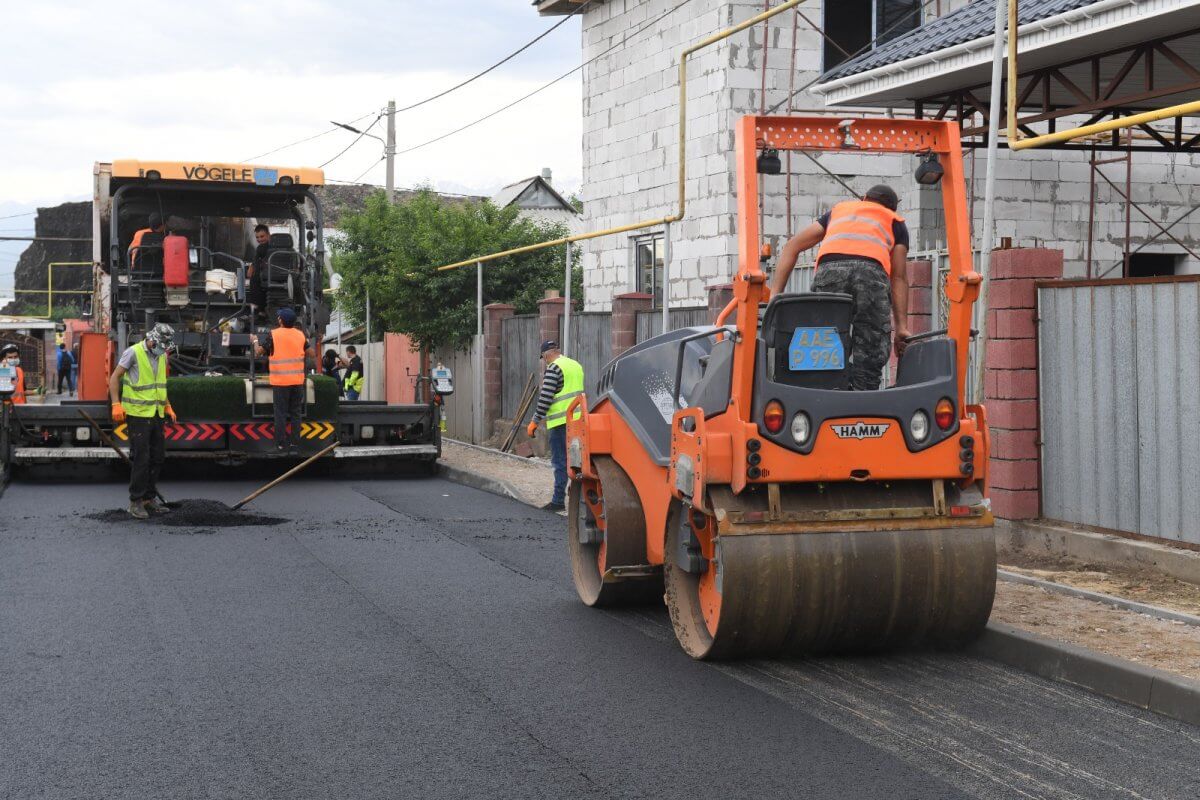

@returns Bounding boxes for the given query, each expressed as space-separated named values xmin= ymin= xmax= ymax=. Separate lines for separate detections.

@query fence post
xmin=610 ymin=292 xmax=654 ymax=357
xmin=906 ymin=259 xmax=933 ymax=337
xmin=706 ymin=283 xmax=734 ymax=323
xmin=483 ymin=303 xmax=515 ymax=440
xmin=538 ymin=296 xmax=566 ymax=350
xmin=983 ymin=247 xmax=1063 ymax=521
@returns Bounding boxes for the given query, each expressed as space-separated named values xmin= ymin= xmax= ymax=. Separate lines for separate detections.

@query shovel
xmin=78 ymin=409 xmax=180 ymax=508
xmin=231 ymin=441 xmax=339 ymax=510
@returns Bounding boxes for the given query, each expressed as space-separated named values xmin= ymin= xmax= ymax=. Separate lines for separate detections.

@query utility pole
xmin=386 ymin=99 xmax=396 ymax=203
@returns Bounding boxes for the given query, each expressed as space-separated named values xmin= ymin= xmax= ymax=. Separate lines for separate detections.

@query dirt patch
xmin=1000 ymin=548 xmax=1200 ymax=617
xmin=992 ymin=581 xmax=1200 ymax=680
xmin=84 ymin=499 xmax=286 ymax=528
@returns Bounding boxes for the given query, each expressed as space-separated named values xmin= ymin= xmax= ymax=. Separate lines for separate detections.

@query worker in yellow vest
xmin=251 ymin=307 xmax=315 ymax=453
xmin=110 ymin=323 xmax=177 ymax=519
xmin=770 ymin=184 xmax=911 ymax=390
xmin=526 ymin=340 xmax=583 ymax=512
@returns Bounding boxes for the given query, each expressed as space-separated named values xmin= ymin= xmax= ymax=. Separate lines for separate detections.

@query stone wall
xmin=6 ymin=201 xmax=92 ymax=317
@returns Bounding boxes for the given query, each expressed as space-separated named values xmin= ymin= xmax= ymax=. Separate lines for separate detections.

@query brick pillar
xmin=983 ymin=248 xmax=1063 ymax=520
xmin=610 ymin=292 xmax=653 ymax=358
xmin=707 ymin=283 xmax=734 ymax=323
xmin=538 ymin=296 xmax=565 ymax=348
xmin=906 ymin=259 xmax=933 ymax=336
xmin=483 ymin=303 xmax=515 ymax=433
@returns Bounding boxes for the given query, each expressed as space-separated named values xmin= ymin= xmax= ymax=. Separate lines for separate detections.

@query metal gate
xmin=1038 ymin=278 xmax=1200 ymax=545
xmin=501 ymin=314 xmax=540 ymax=420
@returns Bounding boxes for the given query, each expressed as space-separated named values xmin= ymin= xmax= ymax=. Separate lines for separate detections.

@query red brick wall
xmin=483 ymin=303 xmax=515 ymax=432
xmin=610 ymin=292 xmax=653 ymax=358
xmin=983 ymin=248 xmax=1063 ymax=520
xmin=537 ymin=297 xmax=565 ymax=348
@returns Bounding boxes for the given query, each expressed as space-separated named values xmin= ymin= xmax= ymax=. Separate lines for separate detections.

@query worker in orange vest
xmin=0 ymin=344 xmax=25 ymax=404
xmin=770 ymin=184 xmax=910 ymax=391
xmin=128 ymin=212 xmax=165 ymax=269
xmin=250 ymin=307 xmax=314 ymax=452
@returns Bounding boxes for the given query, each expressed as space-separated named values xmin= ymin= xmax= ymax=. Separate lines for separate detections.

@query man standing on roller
xmin=110 ymin=323 xmax=177 ymax=519
xmin=526 ymin=340 xmax=583 ymax=512
xmin=770 ymin=184 xmax=910 ymax=390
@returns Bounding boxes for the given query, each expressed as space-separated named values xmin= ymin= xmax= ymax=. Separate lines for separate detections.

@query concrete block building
xmin=535 ymin=0 xmax=1200 ymax=309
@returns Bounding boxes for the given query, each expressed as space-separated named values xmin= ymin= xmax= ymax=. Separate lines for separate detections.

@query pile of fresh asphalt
xmin=85 ymin=499 xmax=286 ymax=528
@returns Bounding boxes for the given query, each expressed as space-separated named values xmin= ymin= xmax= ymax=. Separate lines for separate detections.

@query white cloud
xmin=0 ymin=2 xmax=584 ymax=205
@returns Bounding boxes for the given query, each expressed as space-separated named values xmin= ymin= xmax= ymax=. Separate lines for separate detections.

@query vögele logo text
xmin=831 ymin=421 xmax=890 ymax=440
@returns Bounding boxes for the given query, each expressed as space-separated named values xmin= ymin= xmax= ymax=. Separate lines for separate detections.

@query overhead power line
xmin=0 ymin=211 xmax=37 ymax=221
xmin=320 ymin=115 xmax=384 ymax=169
xmin=241 ymin=109 xmax=380 ymax=164
xmin=393 ymin=0 xmax=696 ymax=159
xmin=393 ymin=0 xmax=595 ymax=115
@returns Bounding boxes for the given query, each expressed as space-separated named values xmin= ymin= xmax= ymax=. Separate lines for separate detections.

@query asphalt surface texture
xmin=2 ymin=474 xmax=1198 ymax=799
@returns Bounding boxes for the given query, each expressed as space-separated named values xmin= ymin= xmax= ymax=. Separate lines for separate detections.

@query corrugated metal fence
xmin=560 ymin=312 xmax=612 ymax=399
xmin=432 ymin=342 xmax=478 ymax=443
xmin=635 ymin=307 xmax=711 ymax=342
xmin=1038 ymin=279 xmax=1200 ymax=545
xmin=502 ymin=314 xmax=540 ymax=420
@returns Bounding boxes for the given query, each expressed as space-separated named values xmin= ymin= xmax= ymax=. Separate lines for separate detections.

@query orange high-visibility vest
xmin=10 ymin=366 xmax=24 ymax=404
xmin=268 ymin=327 xmax=307 ymax=386
xmin=816 ymin=200 xmax=904 ymax=275
xmin=129 ymin=228 xmax=153 ymax=269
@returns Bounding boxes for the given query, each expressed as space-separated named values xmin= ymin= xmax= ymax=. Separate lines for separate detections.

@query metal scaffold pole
xmin=563 ymin=242 xmax=572 ymax=356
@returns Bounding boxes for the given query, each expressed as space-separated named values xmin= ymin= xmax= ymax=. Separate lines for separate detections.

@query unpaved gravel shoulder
xmin=440 ymin=440 xmax=553 ymax=507
xmin=992 ymin=581 xmax=1200 ymax=680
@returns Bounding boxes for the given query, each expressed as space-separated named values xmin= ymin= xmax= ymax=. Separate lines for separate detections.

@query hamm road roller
xmin=565 ymin=116 xmax=995 ymax=659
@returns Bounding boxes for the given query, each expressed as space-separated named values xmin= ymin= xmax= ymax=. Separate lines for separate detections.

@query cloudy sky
xmin=0 ymin=0 xmax=583 ymax=283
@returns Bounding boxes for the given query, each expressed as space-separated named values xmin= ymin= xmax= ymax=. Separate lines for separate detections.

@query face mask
xmin=7 ymin=358 xmax=17 ymax=367
xmin=147 ymin=340 xmax=164 ymax=356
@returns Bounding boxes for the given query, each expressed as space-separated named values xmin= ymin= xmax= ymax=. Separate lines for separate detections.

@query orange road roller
xmin=565 ymin=116 xmax=995 ymax=659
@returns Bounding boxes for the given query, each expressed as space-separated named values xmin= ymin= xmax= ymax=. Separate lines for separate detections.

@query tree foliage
xmin=332 ymin=190 xmax=582 ymax=351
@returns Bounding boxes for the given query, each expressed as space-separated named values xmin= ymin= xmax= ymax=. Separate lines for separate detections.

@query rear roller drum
xmin=568 ymin=456 xmax=661 ymax=607
xmin=664 ymin=499 xmax=996 ymax=659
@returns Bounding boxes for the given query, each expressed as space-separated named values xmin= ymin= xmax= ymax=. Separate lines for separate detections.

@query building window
xmin=635 ymin=233 xmax=665 ymax=308
xmin=824 ymin=0 xmax=922 ymax=73
xmin=1128 ymin=252 xmax=1182 ymax=278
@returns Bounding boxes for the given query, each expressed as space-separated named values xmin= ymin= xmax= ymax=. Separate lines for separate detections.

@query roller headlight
xmin=909 ymin=410 xmax=930 ymax=443
xmin=790 ymin=412 xmax=811 ymax=445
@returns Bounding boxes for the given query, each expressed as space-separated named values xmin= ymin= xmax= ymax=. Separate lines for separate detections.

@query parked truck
xmin=4 ymin=160 xmax=441 ymax=472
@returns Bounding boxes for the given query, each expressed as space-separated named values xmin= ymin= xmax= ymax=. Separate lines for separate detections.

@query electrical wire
xmin=393 ymin=0 xmax=595 ymax=115
xmin=393 ymin=0 xmax=695 ymax=159
xmin=320 ymin=115 xmax=384 ymax=169
xmin=0 ymin=211 xmax=36 ymax=220
xmin=241 ymin=109 xmax=380 ymax=163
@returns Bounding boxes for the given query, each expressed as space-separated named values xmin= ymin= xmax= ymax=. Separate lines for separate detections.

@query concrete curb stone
xmin=970 ymin=622 xmax=1200 ymax=727
xmin=438 ymin=464 xmax=523 ymax=504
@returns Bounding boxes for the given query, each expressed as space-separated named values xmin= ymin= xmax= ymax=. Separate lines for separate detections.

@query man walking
xmin=526 ymin=340 xmax=583 ymax=512
xmin=770 ymin=184 xmax=911 ymax=390
xmin=110 ymin=323 xmax=176 ymax=519
xmin=251 ymin=307 xmax=314 ymax=453
xmin=56 ymin=343 xmax=75 ymax=395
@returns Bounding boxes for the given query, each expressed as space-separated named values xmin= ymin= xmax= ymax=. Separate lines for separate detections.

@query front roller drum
xmin=664 ymin=500 xmax=996 ymax=659
xmin=568 ymin=456 xmax=662 ymax=607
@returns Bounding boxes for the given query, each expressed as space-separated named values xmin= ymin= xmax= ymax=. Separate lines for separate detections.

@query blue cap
xmin=540 ymin=340 xmax=559 ymax=354
xmin=276 ymin=307 xmax=297 ymax=326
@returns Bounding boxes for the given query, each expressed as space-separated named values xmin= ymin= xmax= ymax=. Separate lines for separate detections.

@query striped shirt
xmin=532 ymin=362 xmax=564 ymax=422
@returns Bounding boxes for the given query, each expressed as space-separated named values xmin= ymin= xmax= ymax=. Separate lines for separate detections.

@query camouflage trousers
xmin=811 ymin=259 xmax=892 ymax=390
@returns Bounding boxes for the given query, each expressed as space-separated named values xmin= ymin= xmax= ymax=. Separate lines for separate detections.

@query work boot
xmin=127 ymin=501 xmax=149 ymax=520
xmin=542 ymin=501 xmax=566 ymax=512
xmin=144 ymin=498 xmax=171 ymax=514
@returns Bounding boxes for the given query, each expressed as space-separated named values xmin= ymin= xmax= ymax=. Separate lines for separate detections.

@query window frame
xmin=632 ymin=232 xmax=665 ymax=309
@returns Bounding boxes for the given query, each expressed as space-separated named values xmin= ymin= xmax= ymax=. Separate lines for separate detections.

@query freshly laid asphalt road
xmin=2 ymin=474 xmax=1199 ymax=799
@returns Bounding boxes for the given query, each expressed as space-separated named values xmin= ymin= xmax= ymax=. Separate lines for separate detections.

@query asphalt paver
xmin=2 ymin=476 xmax=1198 ymax=799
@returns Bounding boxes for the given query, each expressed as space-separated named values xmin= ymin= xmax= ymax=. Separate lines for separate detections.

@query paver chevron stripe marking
xmin=300 ymin=422 xmax=333 ymax=440
xmin=231 ymin=423 xmax=245 ymax=441
xmin=113 ymin=423 xmax=127 ymax=441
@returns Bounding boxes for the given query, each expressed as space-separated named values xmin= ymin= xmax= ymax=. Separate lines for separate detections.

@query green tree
xmin=332 ymin=189 xmax=582 ymax=351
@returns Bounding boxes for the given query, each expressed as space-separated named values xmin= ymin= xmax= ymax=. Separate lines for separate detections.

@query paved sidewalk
xmin=441 ymin=440 xmax=1200 ymax=682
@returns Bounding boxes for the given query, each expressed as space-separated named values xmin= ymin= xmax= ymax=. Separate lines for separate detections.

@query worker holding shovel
xmin=110 ymin=323 xmax=177 ymax=519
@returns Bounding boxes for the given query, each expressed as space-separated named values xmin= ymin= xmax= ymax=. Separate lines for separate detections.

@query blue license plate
xmin=253 ymin=168 xmax=279 ymax=186
xmin=787 ymin=326 xmax=844 ymax=371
